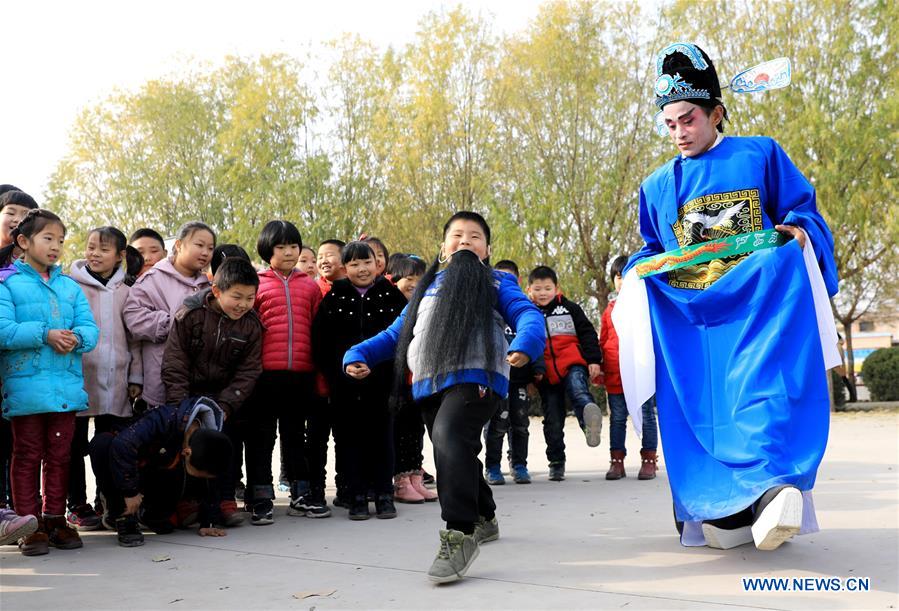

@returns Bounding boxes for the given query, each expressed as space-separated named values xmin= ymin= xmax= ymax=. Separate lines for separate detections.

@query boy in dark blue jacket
xmin=89 ymin=397 xmax=232 ymax=546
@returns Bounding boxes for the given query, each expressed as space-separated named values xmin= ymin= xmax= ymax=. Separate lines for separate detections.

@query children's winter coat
xmin=536 ymin=293 xmax=602 ymax=385
xmin=254 ymin=268 xmax=321 ymax=372
xmin=599 ymin=298 xmax=622 ymax=394
xmin=0 ymin=259 xmax=99 ymax=418
xmin=70 ymin=260 xmax=143 ymax=417
xmin=162 ymin=288 xmax=263 ymax=417
xmin=109 ymin=396 xmax=224 ymax=527
xmin=123 ymin=257 xmax=210 ymax=407
xmin=312 ymin=276 xmax=406 ymax=400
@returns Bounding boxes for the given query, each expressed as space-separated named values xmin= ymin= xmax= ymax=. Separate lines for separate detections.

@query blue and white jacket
xmin=343 ymin=269 xmax=545 ymax=400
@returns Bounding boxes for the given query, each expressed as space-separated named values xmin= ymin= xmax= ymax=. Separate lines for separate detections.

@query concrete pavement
xmin=1 ymin=411 xmax=897 ymax=610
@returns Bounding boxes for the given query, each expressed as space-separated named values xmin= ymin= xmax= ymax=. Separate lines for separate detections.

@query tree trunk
xmin=827 ymin=368 xmax=834 ymax=412
xmin=842 ymin=322 xmax=858 ymax=402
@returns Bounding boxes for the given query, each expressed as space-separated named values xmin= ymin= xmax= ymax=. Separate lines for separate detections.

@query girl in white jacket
xmin=66 ymin=227 xmax=143 ymax=531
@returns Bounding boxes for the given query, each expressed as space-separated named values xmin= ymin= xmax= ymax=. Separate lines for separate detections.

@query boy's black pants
xmin=484 ymin=381 xmax=530 ymax=469
xmin=420 ymin=384 xmax=498 ymax=535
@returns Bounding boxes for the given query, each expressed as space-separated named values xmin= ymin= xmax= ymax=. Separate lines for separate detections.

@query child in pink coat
xmin=123 ymin=222 xmax=215 ymax=410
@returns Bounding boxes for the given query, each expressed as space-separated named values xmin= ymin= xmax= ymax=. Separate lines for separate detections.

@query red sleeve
xmin=599 ymin=304 xmax=611 ymax=360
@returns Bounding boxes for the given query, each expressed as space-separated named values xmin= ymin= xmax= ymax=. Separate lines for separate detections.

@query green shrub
xmin=862 ymin=346 xmax=899 ymax=402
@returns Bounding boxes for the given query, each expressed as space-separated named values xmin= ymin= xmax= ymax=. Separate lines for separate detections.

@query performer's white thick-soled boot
xmin=751 ymin=486 xmax=803 ymax=551
xmin=702 ymin=523 xmax=753 ymax=550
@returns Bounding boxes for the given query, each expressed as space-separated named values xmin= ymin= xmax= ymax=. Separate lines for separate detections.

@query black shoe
xmin=548 ymin=463 xmax=565 ymax=481
xmin=348 ymin=497 xmax=370 ymax=521
xmin=116 ymin=515 xmax=145 ymax=547
xmin=303 ymin=495 xmax=332 ymax=519
xmin=375 ymin=494 xmax=397 ymax=519
xmin=250 ymin=500 xmax=274 ymax=526
xmin=421 ymin=470 xmax=435 ymax=486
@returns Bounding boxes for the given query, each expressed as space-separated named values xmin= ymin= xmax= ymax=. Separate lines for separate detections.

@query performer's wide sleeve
xmin=342 ymin=305 xmax=406 ymax=368
xmin=624 ymin=185 xmax=666 ymax=275
xmin=496 ymin=273 xmax=545 ymax=363
xmin=765 ymin=139 xmax=838 ymax=296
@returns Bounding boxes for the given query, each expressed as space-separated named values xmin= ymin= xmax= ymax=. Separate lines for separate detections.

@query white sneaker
xmin=751 ymin=486 xmax=803 ymax=551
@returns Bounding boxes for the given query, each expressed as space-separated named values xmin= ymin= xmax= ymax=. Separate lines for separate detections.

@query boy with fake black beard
xmin=344 ymin=211 xmax=545 ymax=584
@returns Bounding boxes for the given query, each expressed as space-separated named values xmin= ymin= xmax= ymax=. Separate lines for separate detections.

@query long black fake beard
xmin=418 ymin=248 xmax=498 ymax=381
xmin=391 ymin=249 xmax=497 ymax=410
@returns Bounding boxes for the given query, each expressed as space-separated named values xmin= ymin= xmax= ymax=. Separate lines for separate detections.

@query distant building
xmin=842 ymin=311 xmax=899 ymax=379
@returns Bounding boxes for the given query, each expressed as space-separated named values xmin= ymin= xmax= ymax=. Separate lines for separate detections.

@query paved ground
xmin=1 ymin=411 xmax=897 ymax=610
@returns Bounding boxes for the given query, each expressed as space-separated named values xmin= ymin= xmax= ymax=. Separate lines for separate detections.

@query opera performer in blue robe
xmin=613 ymin=42 xmax=841 ymax=551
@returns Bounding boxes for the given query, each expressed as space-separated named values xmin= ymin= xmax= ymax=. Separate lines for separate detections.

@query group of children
xmin=0 ymin=183 xmax=656 ymax=569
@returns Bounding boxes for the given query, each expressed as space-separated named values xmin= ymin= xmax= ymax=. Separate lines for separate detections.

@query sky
xmin=2 ymin=0 xmax=546 ymax=198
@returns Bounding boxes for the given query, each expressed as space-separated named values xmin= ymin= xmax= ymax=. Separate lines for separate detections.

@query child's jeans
xmin=10 ymin=412 xmax=77 ymax=517
xmin=608 ymin=393 xmax=658 ymax=452
xmin=484 ymin=382 xmax=530 ymax=469
xmin=540 ymin=365 xmax=595 ymax=465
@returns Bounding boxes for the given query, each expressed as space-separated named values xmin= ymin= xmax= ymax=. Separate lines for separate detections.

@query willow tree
xmin=45 ymin=54 xmax=331 ymax=258
xmin=490 ymin=0 xmax=662 ymax=309
xmin=375 ymin=7 xmax=500 ymax=257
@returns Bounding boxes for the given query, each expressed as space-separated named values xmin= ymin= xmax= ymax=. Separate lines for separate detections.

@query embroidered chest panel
xmin=669 ymin=188 xmax=763 ymax=289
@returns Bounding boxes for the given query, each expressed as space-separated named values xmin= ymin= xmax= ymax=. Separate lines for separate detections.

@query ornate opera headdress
xmin=654 ymin=42 xmax=721 ymax=109
xmin=651 ymin=42 xmax=792 ymax=135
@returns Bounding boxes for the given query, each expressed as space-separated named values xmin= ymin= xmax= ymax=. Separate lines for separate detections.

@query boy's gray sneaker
xmin=583 ymin=402 xmax=603 ymax=447
xmin=473 ymin=516 xmax=499 ymax=544
xmin=427 ymin=529 xmax=479 ymax=584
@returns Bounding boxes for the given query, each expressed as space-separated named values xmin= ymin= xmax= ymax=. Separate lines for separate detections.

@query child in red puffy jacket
xmin=244 ymin=221 xmax=326 ymax=525
xmin=599 ymin=256 xmax=658 ymax=481
xmin=528 ymin=265 xmax=603 ymax=482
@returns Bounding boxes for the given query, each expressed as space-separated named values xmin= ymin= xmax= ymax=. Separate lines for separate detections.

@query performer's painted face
xmin=662 ymin=101 xmax=722 ymax=157
xmin=442 ymin=219 xmax=489 ymax=261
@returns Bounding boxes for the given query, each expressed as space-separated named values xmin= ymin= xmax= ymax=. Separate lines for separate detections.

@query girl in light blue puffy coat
xmin=0 ymin=209 xmax=98 ymax=555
